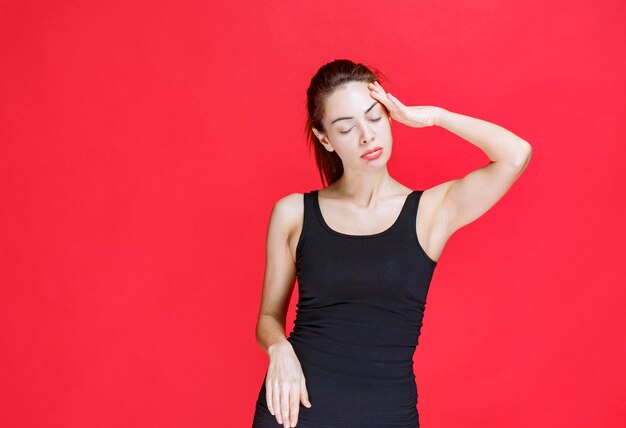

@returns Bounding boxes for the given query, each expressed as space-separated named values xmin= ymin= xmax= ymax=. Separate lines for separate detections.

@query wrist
xmin=433 ymin=107 xmax=449 ymax=127
xmin=267 ymin=339 xmax=290 ymax=356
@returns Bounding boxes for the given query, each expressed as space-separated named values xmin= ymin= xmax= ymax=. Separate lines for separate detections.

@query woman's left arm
xmin=368 ymin=81 xmax=532 ymax=236
xmin=433 ymin=108 xmax=532 ymax=234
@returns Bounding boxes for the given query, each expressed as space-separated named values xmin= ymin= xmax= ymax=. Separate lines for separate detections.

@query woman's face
xmin=315 ymin=80 xmax=393 ymax=171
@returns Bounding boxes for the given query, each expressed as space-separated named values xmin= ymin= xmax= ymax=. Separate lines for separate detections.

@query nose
xmin=360 ymin=122 xmax=375 ymax=144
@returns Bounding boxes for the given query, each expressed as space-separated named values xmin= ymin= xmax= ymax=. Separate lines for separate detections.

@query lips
xmin=361 ymin=147 xmax=383 ymax=158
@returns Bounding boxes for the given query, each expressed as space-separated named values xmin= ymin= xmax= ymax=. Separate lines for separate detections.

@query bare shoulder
xmin=269 ymin=192 xmax=305 ymax=264
xmin=270 ymin=192 xmax=304 ymax=231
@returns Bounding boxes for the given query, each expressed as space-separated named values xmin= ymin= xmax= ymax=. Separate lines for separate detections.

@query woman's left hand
xmin=368 ymin=81 xmax=442 ymax=128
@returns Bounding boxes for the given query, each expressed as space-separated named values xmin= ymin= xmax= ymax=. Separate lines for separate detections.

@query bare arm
xmin=431 ymin=108 xmax=532 ymax=235
xmin=254 ymin=193 xmax=312 ymax=427
xmin=255 ymin=193 xmax=302 ymax=356
xmin=366 ymin=81 xmax=532 ymax=242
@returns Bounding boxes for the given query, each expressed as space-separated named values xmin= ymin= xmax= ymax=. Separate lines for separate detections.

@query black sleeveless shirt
xmin=253 ymin=189 xmax=438 ymax=428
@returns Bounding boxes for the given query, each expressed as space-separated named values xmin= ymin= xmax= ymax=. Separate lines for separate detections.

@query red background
xmin=1 ymin=1 xmax=625 ymax=427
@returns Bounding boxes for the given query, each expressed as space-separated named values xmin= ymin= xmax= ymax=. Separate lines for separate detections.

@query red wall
xmin=1 ymin=1 xmax=624 ymax=427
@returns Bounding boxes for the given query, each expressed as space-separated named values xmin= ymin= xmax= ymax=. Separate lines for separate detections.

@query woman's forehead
xmin=325 ymin=82 xmax=376 ymax=115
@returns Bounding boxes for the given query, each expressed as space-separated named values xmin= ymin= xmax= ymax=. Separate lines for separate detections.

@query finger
xmin=387 ymin=92 xmax=405 ymax=108
xmin=273 ymin=381 xmax=282 ymax=424
xmin=266 ymin=381 xmax=274 ymax=415
xmin=369 ymin=89 xmax=394 ymax=113
xmin=281 ymin=383 xmax=290 ymax=428
xmin=368 ymin=80 xmax=384 ymax=94
xmin=367 ymin=82 xmax=383 ymax=99
xmin=374 ymin=81 xmax=388 ymax=95
xmin=300 ymin=377 xmax=311 ymax=408
xmin=385 ymin=94 xmax=399 ymax=111
xmin=371 ymin=83 xmax=395 ymax=106
xmin=290 ymin=381 xmax=300 ymax=427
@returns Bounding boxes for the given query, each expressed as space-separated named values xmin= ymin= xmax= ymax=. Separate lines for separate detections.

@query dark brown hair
xmin=304 ymin=59 xmax=389 ymax=187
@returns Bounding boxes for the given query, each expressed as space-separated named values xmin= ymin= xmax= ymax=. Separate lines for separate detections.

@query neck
xmin=329 ymin=167 xmax=396 ymax=202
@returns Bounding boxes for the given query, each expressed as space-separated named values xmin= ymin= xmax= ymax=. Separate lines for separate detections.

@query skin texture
xmin=255 ymin=80 xmax=533 ymax=427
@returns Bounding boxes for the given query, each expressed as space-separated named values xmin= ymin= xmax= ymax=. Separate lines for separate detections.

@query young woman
xmin=252 ymin=59 xmax=531 ymax=428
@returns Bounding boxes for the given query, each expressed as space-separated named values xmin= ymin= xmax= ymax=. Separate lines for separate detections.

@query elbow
xmin=511 ymin=140 xmax=532 ymax=169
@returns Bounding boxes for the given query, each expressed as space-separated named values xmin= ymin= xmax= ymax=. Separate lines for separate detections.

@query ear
xmin=312 ymin=127 xmax=334 ymax=152
xmin=312 ymin=127 xmax=325 ymax=142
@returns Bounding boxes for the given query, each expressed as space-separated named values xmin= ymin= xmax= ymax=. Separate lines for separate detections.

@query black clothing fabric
xmin=252 ymin=189 xmax=438 ymax=427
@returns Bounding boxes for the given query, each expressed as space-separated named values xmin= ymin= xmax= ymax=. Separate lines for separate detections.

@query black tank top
xmin=253 ymin=189 xmax=438 ymax=428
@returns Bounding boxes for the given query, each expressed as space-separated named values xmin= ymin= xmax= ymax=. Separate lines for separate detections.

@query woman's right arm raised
xmin=255 ymin=193 xmax=311 ymax=428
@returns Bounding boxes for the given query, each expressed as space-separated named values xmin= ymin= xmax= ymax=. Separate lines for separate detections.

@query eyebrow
xmin=330 ymin=101 xmax=379 ymax=124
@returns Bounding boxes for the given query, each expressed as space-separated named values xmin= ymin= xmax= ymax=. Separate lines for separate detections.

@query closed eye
xmin=339 ymin=117 xmax=382 ymax=134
